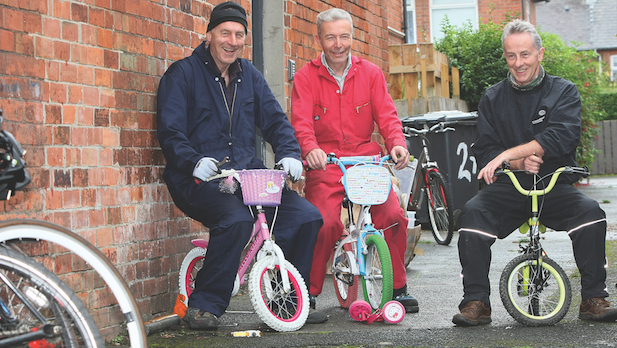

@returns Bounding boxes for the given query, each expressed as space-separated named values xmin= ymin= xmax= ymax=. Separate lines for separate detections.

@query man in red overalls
xmin=291 ymin=7 xmax=419 ymax=313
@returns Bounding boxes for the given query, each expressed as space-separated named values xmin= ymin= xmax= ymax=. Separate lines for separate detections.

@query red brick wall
xmin=0 ymin=0 xmax=252 ymax=340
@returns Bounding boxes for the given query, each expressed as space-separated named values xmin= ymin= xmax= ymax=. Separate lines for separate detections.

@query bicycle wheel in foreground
xmin=0 ymin=244 xmax=105 ymax=347
xmin=331 ymin=240 xmax=359 ymax=308
xmin=426 ymin=170 xmax=454 ymax=245
xmin=499 ymin=253 xmax=571 ymax=326
xmin=0 ymin=220 xmax=147 ymax=347
xmin=361 ymin=234 xmax=393 ymax=310
xmin=248 ymin=256 xmax=309 ymax=331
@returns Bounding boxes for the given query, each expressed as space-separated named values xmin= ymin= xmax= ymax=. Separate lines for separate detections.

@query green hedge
xmin=598 ymin=91 xmax=617 ymax=120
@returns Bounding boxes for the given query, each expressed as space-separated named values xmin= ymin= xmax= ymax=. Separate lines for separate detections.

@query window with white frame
xmin=405 ymin=0 xmax=417 ymax=44
xmin=611 ymin=55 xmax=617 ymax=82
xmin=430 ymin=0 xmax=478 ymax=42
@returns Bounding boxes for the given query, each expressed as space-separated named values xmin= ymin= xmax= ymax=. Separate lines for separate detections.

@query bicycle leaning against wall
xmin=402 ymin=122 xmax=455 ymax=247
xmin=0 ymin=110 xmax=147 ymax=347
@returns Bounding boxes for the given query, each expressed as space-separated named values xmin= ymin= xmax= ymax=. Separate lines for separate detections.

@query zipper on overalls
xmin=217 ymin=81 xmax=238 ymax=146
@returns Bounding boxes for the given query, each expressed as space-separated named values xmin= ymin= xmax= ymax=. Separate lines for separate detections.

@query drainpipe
xmin=252 ymin=0 xmax=268 ymax=164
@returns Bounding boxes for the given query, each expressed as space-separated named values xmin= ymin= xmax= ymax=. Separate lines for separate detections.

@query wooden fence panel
xmin=593 ymin=122 xmax=604 ymax=174
xmin=591 ymin=120 xmax=617 ymax=175
xmin=604 ymin=121 xmax=613 ymax=173
xmin=611 ymin=120 xmax=617 ymax=174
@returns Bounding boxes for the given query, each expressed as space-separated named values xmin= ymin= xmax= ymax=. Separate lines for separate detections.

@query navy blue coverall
xmin=157 ymin=42 xmax=322 ymax=316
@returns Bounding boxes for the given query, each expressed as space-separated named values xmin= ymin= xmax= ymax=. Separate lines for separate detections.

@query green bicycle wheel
xmin=361 ymin=234 xmax=393 ymax=310
xmin=499 ymin=253 xmax=571 ymax=326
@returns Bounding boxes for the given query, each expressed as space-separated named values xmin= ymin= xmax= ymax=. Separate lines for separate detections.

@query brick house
xmin=536 ymin=0 xmax=617 ymax=81
xmin=406 ymin=0 xmax=540 ymax=45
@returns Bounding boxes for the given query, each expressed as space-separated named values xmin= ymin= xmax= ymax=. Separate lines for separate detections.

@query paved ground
xmin=137 ymin=176 xmax=617 ymax=348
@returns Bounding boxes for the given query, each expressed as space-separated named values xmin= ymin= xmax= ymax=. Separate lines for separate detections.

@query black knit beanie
xmin=207 ymin=1 xmax=248 ymax=33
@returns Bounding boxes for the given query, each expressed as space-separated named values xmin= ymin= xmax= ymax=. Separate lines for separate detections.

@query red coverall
xmin=291 ymin=55 xmax=409 ymax=296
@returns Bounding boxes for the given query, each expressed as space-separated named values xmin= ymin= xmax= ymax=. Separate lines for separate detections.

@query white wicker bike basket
xmin=343 ymin=165 xmax=391 ymax=205
xmin=237 ymin=169 xmax=287 ymax=207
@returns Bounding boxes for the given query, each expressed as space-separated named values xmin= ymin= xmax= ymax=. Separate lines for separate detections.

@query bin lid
xmin=401 ymin=110 xmax=477 ymax=126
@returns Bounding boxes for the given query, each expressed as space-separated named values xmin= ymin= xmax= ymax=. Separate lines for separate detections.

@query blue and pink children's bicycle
xmin=178 ymin=168 xmax=309 ymax=332
xmin=326 ymin=154 xmax=402 ymax=318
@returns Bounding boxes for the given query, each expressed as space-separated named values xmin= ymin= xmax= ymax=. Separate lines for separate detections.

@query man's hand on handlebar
xmin=306 ymin=148 xmax=328 ymax=171
xmin=390 ymin=145 xmax=410 ymax=170
xmin=479 ymin=152 xmax=544 ymax=185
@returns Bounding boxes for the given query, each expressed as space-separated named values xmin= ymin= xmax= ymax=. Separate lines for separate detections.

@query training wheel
xmin=382 ymin=300 xmax=405 ymax=324
xmin=349 ymin=300 xmax=371 ymax=321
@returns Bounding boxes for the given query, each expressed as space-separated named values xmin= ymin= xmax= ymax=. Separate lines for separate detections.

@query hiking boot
xmin=579 ymin=297 xmax=617 ymax=322
xmin=184 ymin=307 xmax=218 ymax=330
xmin=393 ymin=292 xmax=419 ymax=313
xmin=452 ymin=300 xmax=492 ymax=327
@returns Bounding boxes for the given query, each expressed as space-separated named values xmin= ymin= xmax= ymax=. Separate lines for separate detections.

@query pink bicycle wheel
xmin=349 ymin=300 xmax=371 ymax=322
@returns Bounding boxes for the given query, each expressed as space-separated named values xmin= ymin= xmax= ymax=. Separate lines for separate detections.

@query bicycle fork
xmin=251 ymin=207 xmax=292 ymax=294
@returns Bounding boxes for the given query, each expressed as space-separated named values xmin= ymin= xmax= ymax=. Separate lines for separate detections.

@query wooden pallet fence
xmin=388 ymin=43 xmax=462 ymax=115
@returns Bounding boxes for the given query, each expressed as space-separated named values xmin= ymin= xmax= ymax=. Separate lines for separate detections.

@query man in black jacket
xmin=452 ymin=19 xmax=617 ymax=326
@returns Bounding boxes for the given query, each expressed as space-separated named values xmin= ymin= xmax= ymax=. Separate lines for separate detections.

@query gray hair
xmin=502 ymin=19 xmax=543 ymax=53
xmin=316 ymin=8 xmax=353 ymax=37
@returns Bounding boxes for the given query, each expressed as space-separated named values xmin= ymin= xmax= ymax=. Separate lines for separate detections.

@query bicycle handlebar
xmin=402 ymin=122 xmax=455 ymax=137
xmin=326 ymin=153 xmax=392 ymax=166
xmin=495 ymin=164 xmax=589 ymax=197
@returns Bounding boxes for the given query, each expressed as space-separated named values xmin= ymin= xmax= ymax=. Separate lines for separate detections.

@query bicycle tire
xmin=0 ymin=220 xmax=147 ymax=347
xmin=361 ymin=234 xmax=393 ymax=310
xmin=426 ymin=170 xmax=454 ymax=245
xmin=499 ymin=253 xmax=571 ymax=326
xmin=331 ymin=241 xmax=359 ymax=308
xmin=178 ymin=247 xmax=206 ymax=302
xmin=0 ymin=244 xmax=105 ymax=347
xmin=248 ymin=256 xmax=309 ymax=332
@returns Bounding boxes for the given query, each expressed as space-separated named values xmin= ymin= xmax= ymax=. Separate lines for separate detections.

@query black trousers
xmin=456 ymin=181 xmax=608 ymax=309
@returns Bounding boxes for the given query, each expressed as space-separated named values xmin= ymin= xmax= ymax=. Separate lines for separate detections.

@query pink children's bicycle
xmin=178 ymin=168 xmax=309 ymax=332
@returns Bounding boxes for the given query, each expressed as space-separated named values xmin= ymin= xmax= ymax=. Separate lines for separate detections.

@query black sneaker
xmin=306 ymin=295 xmax=327 ymax=324
xmin=184 ymin=307 xmax=218 ymax=330
xmin=393 ymin=292 xmax=419 ymax=313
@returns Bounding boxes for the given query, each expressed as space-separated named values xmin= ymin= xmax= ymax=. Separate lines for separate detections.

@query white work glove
xmin=193 ymin=157 xmax=219 ymax=181
xmin=277 ymin=157 xmax=303 ymax=181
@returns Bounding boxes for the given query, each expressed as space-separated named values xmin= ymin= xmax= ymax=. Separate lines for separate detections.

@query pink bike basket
xmin=237 ymin=170 xmax=287 ymax=207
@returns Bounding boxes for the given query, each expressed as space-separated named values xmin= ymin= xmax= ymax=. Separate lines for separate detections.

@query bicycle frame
xmin=236 ymin=205 xmax=291 ymax=293
xmin=0 ymin=268 xmax=64 ymax=347
xmin=203 ymin=169 xmax=292 ymax=294
xmin=333 ymin=155 xmax=391 ymax=278
xmin=499 ymin=167 xmax=572 ymax=260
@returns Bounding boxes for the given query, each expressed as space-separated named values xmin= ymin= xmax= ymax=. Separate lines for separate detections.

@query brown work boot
xmin=579 ymin=297 xmax=617 ymax=322
xmin=452 ymin=300 xmax=492 ymax=327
